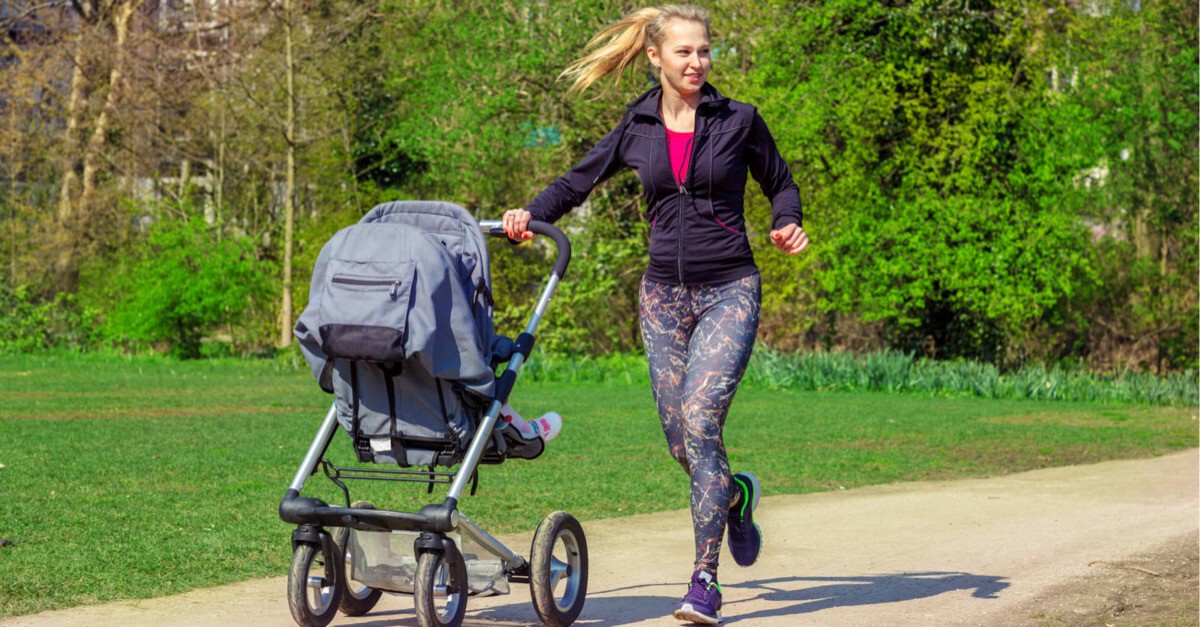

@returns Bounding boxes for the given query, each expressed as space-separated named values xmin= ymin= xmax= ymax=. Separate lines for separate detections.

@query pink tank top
xmin=666 ymin=128 xmax=694 ymax=187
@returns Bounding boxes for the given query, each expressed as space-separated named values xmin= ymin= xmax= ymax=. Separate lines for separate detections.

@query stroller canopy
xmin=295 ymin=201 xmax=497 ymax=401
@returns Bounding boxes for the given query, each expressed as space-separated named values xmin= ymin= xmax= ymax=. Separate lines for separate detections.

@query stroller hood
xmin=295 ymin=201 xmax=497 ymax=401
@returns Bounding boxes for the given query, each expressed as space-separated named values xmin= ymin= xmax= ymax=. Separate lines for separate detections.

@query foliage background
xmin=0 ymin=0 xmax=1194 ymax=372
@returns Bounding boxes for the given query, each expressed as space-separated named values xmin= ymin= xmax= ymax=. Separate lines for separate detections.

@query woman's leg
xmin=640 ymin=274 xmax=762 ymax=574
xmin=639 ymin=277 xmax=693 ymax=474
xmin=681 ymin=274 xmax=761 ymax=574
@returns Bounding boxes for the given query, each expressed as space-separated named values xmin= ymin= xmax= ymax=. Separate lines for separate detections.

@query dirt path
xmin=4 ymin=450 xmax=1196 ymax=626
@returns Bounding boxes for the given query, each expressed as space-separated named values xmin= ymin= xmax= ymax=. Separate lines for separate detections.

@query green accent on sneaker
xmin=733 ymin=476 xmax=751 ymax=517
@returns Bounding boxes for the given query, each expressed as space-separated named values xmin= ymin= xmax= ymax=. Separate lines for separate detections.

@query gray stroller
xmin=281 ymin=201 xmax=585 ymax=627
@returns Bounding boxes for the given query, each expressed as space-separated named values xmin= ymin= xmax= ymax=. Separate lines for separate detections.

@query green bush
xmin=743 ymin=348 xmax=1198 ymax=407
xmin=519 ymin=347 xmax=1197 ymax=407
xmin=99 ymin=218 xmax=271 ymax=358
xmin=0 ymin=285 xmax=102 ymax=353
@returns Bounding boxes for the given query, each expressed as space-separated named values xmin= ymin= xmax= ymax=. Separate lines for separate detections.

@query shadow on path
xmin=466 ymin=593 xmax=677 ymax=626
xmin=723 ymin=571 xmax=1009 ymax=623
xmin=386 ymin=571 xmax=1008 ymax=625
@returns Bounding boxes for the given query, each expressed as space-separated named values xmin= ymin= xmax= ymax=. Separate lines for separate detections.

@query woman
xmin=503 ymin=5 xmax=808 ymax=624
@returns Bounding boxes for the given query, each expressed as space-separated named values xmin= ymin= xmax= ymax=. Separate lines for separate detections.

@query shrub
xmin=100 ymin=218 xmax=271 ymax=358
xmin=0 ymin=285 xmax=102 ymax=352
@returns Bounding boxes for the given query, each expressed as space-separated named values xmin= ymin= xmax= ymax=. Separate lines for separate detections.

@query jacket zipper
xmin=677 ymin=107 xmax=704 ymax=284
xmin=677 ymin=189 xmax=685 ymax=284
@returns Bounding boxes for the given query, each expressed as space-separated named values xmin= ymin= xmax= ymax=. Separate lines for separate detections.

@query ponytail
xmin=560 ymin=5 xmax=711 ymax=96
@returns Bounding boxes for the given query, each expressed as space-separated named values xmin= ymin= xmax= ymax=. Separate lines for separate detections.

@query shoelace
xmin=686 ymin=578 xmax=720 ymax=598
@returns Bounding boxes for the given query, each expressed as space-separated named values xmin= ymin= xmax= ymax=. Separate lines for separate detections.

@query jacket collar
xmin=627 ymin=83 xmax=730 ymax=120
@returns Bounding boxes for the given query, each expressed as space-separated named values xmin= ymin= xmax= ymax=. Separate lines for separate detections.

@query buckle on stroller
xmin=354 ymin=434 xmax=373 ymax=463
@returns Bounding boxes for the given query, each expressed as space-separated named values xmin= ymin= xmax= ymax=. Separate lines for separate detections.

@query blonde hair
xmin=560 ymin=5 xmax=712 ymax=96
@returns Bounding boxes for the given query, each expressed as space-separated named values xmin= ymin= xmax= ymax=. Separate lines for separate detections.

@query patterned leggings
xmin=639 ymin=273 xmax=761 ymax=575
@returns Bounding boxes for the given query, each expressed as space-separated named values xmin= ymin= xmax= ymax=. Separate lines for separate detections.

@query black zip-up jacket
xmin=525 ymin=83 xmax=802 ymax=286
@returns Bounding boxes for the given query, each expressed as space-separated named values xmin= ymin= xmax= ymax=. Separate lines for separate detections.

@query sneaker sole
xmin=673 ymin=605 xmax=722 ymax=624
xmin=738 ymin=471 xmax=761 ymax=512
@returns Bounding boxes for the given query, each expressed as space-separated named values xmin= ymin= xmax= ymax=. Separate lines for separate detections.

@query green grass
xmin=0 ymin=352 xmax=1196 ymax=617
xmin=521 ymin=349 xmax=1199 ymax=406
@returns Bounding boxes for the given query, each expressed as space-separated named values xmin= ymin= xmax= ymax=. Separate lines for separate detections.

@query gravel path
xmin=4 ymin=449 xmax=1196 ymax=626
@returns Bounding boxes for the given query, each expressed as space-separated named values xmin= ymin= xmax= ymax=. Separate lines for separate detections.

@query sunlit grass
xmin=521 ymin=348 xmax=1198 ymax=406
xmin=0 ymin=352 xmax=1194 ymax=617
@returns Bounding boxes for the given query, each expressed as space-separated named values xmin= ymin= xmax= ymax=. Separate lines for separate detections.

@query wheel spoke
xmin=307 ymin=576 xmax=331 ymax=611
xmin=549 ymin=556 xmax=569 ymax=589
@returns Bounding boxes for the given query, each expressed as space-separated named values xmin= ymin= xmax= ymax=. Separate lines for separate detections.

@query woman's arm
xmin=746 ymin=110 xmax=808 ymax=255
xmin=524 ymin=114 xmax=630 ymax=224
xmin=746 ymin=110 xmax=803 ymax=231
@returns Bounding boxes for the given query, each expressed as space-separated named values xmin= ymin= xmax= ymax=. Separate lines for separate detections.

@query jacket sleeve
xmin=525 ymin=116 xmax=628 ymax=223
xmin=746 ymin=110 xmax=803 ymax=230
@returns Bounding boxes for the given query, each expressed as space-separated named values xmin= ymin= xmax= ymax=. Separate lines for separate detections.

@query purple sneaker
xmin=673 ymin=570 xmax=722 ymax=624
xmin=727 ymin=472 xmax=762 ymax=567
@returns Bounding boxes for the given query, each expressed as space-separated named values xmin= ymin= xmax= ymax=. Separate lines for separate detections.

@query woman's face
xmin=648 ymin=19 xmax=711 ymax=99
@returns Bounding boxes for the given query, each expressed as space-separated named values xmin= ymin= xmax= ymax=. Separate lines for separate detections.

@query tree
xmin=52 ymin=0 xmax=144 ymax=293
xmin=1 ymin=3 xmax=63 ymax=288
xmin=738 ymin=0 xmax=1101 ymax=363
xmin=1050 ymin=0 xmax=1199 ymax=370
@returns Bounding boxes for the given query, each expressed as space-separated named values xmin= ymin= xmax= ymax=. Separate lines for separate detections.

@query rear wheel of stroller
xmin=530 ymin=511 xmax=588 ymax=626
xmin=287 ymin=541 xmax=343 ymax=627
xmin=332 ymin=501 xmax=383 ymax=616
xmin=414 ymin=548 xmax=469 ymax=627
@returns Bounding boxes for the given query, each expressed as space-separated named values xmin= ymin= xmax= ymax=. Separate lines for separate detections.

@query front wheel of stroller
xmin=287 ymin=541 xmax=343 ymax=627
xmin=414 ymin=548 xmax=469 ymax=627
xmin=332 ymin=502 xmax=383 ymax=616
xmin=529 ymin=511 xmax=588 ymax=626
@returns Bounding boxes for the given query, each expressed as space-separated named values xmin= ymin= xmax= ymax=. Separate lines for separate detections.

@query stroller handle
xmin=481 ymin=219 xmax=572 ymax=280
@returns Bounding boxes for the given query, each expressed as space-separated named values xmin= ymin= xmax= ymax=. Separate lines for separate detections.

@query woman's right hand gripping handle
xmin=495 ymin=209 xmax=572 ymax=279
xmin=503 ymin=208 xmax=534 ymax=241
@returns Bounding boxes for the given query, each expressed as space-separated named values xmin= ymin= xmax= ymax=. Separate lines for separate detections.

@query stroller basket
xmin=349 ymin=527 xmax=509 ymax=596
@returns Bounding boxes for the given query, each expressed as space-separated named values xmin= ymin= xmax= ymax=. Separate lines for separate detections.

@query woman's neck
xmin=660 ymin=86 xmax=701 ymax=131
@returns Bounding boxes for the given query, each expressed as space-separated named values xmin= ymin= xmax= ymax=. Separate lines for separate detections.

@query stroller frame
xmin=280 ymin=220 xmax=584 ymax=627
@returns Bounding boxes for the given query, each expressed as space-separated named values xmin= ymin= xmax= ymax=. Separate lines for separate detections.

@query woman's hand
xmin=503 ymin=208 xmax=534 ymax=241
xmin=770 ymin=223 xmax=809 ymax=255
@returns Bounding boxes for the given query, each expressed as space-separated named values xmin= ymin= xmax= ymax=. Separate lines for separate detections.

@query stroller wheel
xmin=529 ymin=511 xmax=588 ymax=626
xmin=287 ymin=541 xmax=343 ymax=627
xmin=333 ymin=501 xmax=383 ymax=616
xmin=414 ymin=547 xmax=469 ymax=627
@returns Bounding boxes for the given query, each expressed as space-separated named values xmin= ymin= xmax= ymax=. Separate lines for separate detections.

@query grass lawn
xmin=0 ymin=353 xmax=1195 ymax=617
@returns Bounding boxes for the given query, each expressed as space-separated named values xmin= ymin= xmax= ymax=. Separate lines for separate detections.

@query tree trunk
xmin=54 ymin=35 xmax=88 ymax=293
xmin=56 ymin=0 xmax=141 ymax=293
xmin=279 ymin=0 xmax=297 ymax=347
xmin=79 ymin=0 xmax=139 ymax=226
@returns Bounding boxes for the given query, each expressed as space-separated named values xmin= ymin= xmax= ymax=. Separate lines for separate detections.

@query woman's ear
xmin=646 ymin=46 xmax=661 ymax=70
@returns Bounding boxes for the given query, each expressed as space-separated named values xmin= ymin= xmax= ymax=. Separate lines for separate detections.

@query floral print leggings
xmin=639 ymin=272 xmax=761 ymax=575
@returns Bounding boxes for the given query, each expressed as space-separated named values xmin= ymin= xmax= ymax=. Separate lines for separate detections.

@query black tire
xmin=287 ymin=541 xmax=343 ymax=627
xmin=529 ymin=511 xmax=588 ymax=626
xmin=332 ymin=502 xmax=383 ymax=616
xmin=414 ymin=548 xmax=469 ymax=627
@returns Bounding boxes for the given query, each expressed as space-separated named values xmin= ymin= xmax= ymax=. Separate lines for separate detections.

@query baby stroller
xmin=281 ymin=201 xmax=585 ymax=627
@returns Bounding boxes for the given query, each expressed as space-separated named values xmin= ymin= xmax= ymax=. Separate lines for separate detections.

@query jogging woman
xmin=502 ymin=5 xmax=808 ymax=624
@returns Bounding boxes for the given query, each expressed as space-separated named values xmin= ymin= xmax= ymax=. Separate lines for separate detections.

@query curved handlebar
xmin=480 ymin=220 xmax=571 ymax=280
